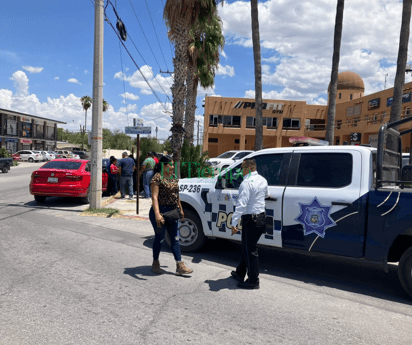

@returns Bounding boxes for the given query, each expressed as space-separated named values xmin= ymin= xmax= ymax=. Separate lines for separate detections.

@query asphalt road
xmin=1 ymin=163 xmax=412 ymax=345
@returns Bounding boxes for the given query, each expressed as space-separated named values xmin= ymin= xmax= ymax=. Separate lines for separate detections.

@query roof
xmin=0 ymin=108 xmax=66 ymax=124
xmin=328 ymin=71 xmax=365 ymax=92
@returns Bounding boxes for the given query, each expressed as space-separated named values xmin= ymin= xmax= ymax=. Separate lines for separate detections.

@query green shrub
xmin=180 ymin=140 xmax=210 ymax=179
xmin=0 ymin=148 xmax=10 ymax=158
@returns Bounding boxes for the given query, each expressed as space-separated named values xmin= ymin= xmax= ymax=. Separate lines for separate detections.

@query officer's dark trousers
xmin=236 ymin=214 xmax=265 ymax=284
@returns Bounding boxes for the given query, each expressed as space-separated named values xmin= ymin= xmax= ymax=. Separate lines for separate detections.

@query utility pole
xmin=156 ymin=126 xmax=158 ymax=139
xmin=90 ymin=0 xmax=104 ymax=209
xmin=197 ymin=120 xmax=200 ymax=146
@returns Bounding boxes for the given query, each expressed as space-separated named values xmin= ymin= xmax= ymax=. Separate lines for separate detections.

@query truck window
xmin=296 ymin=153 xmax=352 ymax=188
xmin=254 ymin=154 xmax=284 ymax=186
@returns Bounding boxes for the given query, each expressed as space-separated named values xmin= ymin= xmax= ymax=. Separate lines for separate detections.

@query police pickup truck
xmin=175 ymin=116 xmax=412 ymax=298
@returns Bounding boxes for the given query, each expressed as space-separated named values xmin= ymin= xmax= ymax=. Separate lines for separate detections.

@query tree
xmin=185 ymin=9 xmax=224 ymax=145
xmin=251 ymin=0 xmax=263 ymax=151
xmin=325 ymin=0 xmax=345 ymax=145
xmin=164 ymin=0 xmax=219 ymax=178
xmin=103 ymin=99 xmax=109 ymax=112
xmin=80 ymin=96 xmax=92 ymax=150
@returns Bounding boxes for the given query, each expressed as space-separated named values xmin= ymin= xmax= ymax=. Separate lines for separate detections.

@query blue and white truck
xmin=174 ymin=116 xmax=412 ymax=298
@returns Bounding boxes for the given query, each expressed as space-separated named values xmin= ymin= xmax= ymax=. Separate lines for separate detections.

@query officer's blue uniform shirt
xmin=232 ymin=171 xmax=269 ymax=227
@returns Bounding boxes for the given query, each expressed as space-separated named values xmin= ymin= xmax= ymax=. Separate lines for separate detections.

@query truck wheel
xmin=28 ymin=157 xmax=34 ymax=162
xmin=2 ymin=165 xmax=9 ymax=173
xmin=34 ymin=195 xmax=46 ymax=203
xmin=165 ymin=209 xmax=205 ymax=252
xmin=398 ymin=246 xmax=412 ymax=298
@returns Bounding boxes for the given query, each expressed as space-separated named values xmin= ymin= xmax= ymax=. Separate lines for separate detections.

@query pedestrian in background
xmin=151 ymin=151 xmax=159 ymax=164
xmin=139 ymin=152 xmax=155 ymax=199
xmin=119 ymin=152 xmax=135 ymax=199
xmin=149 ymin=155 xmax=193 ymax=275
xmin=230 ymin=158 xmax=268 ymax=289
xmin=109 ymin=157 xmax=119 ymax=196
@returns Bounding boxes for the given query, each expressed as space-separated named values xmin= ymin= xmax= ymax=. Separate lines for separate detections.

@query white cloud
xmin=22 ymin=65 xmax=43 ymax=74
xmin=84 ymin=70 xmax=89 ymax=74
xmin=68 ymin=78 xmax=81 ymax=85
xmin=216 ymin=64 xmax=235 ymax=77
xmin=114 ymin=65 xmax=173 ymax=96
xmin=119 ymin=104 xmax=137 ymax=113
xmin=120 ymin=92 xmax=140 ymax=100
xmin=54 ymin=76 xmax=59 ymax=80
xmin=10 ymin=71 xmax=29 ymax=96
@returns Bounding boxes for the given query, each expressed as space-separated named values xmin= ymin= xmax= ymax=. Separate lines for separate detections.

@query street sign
xmin=350 ymin=132 xmax=361 ymax=142
xmin=125 ymin=126 xmax=151 ymax=135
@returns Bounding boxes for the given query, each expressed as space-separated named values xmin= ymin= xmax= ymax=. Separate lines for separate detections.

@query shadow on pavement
xmin=143 ymin=237 xmax=412 ymax=304
xmin=205 ymin=276 xmax=239 ymax=292
xmin=123 ymin=265 xmax=175 ymax=281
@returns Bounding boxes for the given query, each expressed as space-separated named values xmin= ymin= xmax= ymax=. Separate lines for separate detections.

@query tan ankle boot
xmin=152 ymin=260 xmax=165 ymax=274
xmin=176 ymin=261 xmax=193 ymax=275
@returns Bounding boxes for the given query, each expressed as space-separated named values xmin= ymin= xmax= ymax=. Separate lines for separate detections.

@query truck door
xmin=208 ymin=152 xmax=290 ymax=248
xmin=282 ymin=150 xmax=365 ymax=257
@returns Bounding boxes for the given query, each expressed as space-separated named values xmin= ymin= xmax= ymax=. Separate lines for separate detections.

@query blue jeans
xmin=109 ymin=175 xmax=118 ymax=195
xmin=149 ymin=205 xmax=182 ymax=262
xmin=120 ymin=176 xmax=133 ymax=198
xmin=143 ymin=170 xmax=154 ymax=198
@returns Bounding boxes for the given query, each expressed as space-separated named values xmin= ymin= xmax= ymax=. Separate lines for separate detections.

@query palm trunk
xmin=184 ymin=67 xmax=197 ymax=145
xmin=251 ymin=0 xmax=263 ymax=151
xmin=171 ymin=19 xmax=189 ymax=178
xmin=325 ymin=0 xmax=345 ymax=145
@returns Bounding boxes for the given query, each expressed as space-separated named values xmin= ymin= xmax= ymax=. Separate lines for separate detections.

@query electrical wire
xmin=128 ymin=0 xmax=173 ymax=90
xmin=119 ymin=40 xmax=129 ymax=125
xmin=144 ymin=0 xmax=170 ymax=71
xmin=105 ymin=13 xmax=172 ymax=115
xmin=159 ymin=0 xmax=175 ymax=59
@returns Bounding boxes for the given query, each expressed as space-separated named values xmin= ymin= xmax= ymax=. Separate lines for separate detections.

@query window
xmin=350 ymin=94 xmax=353 ymax=100
xmin=218 ymin=151 xmax=236 ymax=159
xmin=42 ymin=161 xmax=82 ymax=170
xmin=283 ymin=118 xmax=300 ymax=129
xmin=208 ymin=138 xmax=218 ymax=143
xmin=254 ymin=154 xmax=285 ymax=186
xmin=339 ymin=93 xmax=342 ymax=99
xmin=406 ymin=107 xmax=411 ymax=117
xmin=209 ymin=115 xmax=218 ymax=126
xmin=296 ymin=153 xmax=353 ymax=188
xmin=353 ymin=117 xmax=360 ymax=127
xmin=235 ymin=139 xmax=240 ymax=144
xmin=246 ymin=117 xmax=255 ymax=127
xmin=234 ymin=151 xmax=252 ymax=160
xmin=336 ymin=120 xmax=342 ymax=129
xmin=232 ymin=116 xmax=241 ymax=127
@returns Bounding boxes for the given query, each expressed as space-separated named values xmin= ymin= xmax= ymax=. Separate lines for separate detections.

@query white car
xmin=15 ymin=150 xmax=43 ymax=162
xmin=207 ymin=150 xmax=254 ymax=171
xmin=40 ymin=151 xmax=56 ymax=161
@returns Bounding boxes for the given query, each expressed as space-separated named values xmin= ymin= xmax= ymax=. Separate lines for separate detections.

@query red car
xmin=12 ymin=153 xmax=20 ymax=161
xmin=30 ymin=159 xmax=108 ymax=204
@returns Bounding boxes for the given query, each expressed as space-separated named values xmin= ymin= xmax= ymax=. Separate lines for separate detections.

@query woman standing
xmin=149 ymin=156 xmax=193 ymax=275
xmin=109 ymin=157 xmax=119 ymax=196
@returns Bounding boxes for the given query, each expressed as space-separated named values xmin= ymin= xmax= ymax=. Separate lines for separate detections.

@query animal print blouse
xmin=150 ymin=173 xmax=179 ymax=206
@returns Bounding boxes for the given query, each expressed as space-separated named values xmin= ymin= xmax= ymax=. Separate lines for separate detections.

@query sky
xmin=1 ymin=0 xmax=412 ymax=142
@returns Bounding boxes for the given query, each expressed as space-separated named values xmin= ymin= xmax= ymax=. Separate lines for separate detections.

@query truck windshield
xmin=218 ymin=151 xmax=236 ymax=159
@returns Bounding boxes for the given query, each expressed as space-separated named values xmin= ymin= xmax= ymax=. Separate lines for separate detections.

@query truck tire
xmin=34 ymin=195 xmax=46 ymax=203
xmin=165 ymin=209 xmax=205 ymax=252
xmin=2 ymin=165 xmax=9 ymax=173
xmin=28 ymin=157 xmax=34 ymax=162
xmin=398 ymin=246 xmax=412 ymax=298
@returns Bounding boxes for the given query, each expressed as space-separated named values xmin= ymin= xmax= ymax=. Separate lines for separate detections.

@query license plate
xmin=48 ymin=177 xmax=58 ymax=183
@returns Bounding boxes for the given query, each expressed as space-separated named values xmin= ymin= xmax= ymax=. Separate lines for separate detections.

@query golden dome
xmin=328 ymin=71 xmax=365 ymax=91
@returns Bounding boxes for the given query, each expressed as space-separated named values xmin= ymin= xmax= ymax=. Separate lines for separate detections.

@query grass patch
xmin=84 ymin=208 xmax=120 ymax=217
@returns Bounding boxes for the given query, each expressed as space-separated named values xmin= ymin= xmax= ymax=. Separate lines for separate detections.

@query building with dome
xmin=202 ymin=71 xmax=412 ymax=157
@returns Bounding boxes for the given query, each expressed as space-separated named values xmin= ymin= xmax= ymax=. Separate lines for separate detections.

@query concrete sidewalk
xmin=102 ymin=193 xmax=152 ymax=220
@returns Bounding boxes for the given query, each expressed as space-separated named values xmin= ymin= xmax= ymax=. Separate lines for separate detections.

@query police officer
xmin=230 ymin=158 xmax=269 ymax=289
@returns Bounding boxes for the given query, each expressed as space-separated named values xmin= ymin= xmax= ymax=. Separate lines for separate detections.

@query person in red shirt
xmin=109 ymin=157 xmax=119 ymax=195
xmin=151 ymin=152 xmax=159 ymax=164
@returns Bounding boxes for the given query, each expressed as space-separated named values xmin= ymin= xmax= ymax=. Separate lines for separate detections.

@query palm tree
xmin=184 ymin=10 xmax=224 ymax=145
xmin=164 ymin=0 xmax=219 ymax=178
xmin=80 ymin=95 xmax=92 ymax=150
xmin=325 ymin=0 xmax=345 ymax=145
xmin=251 ymin=0 xmax=263 ymax=151
xmin=103 ymin=99 xmax=109 ymax=112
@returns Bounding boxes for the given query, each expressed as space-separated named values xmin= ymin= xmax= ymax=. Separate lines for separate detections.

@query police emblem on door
xmin=295 ymin=197 xmax=336 ymax=238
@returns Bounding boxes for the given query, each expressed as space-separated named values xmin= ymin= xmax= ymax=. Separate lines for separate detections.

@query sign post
xmin=125 ymin=126 xmax=152 ymax=214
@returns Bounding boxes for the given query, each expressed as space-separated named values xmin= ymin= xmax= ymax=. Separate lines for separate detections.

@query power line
xmin=158 ymin=0 xmax=175 ymax=59
xmin=144 ymin=0 xmax=170 ymax=71
xmin=119 ymin=39 xmax=129 ymax=125
xmin=127 ymin=0 xmax=173 ymax=90
xmin=105 ymin=2 xmax=173 ymax=111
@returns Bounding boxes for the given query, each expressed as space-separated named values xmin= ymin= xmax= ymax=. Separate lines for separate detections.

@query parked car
xmin=55 ymin=150 xmax=75 ymax=159
xmin=73 ymin=150 xmax=90 ymax=159
xmin=30 ymin=159 xmax=109 ymax=204
xmin=72 ymin=153 xmax=81 ymax=160
xmin=39 ymin=151 xmax=55 ymax=161
xmin=15 ymin=150 xmax=43 ymax=162
xmin=206 ymin=150 xmax=254 ymax=171
xmin=33 ymin=151 xmax=47 ymax=162
xmin=0 ymin=158 xmax=13 ymax=173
